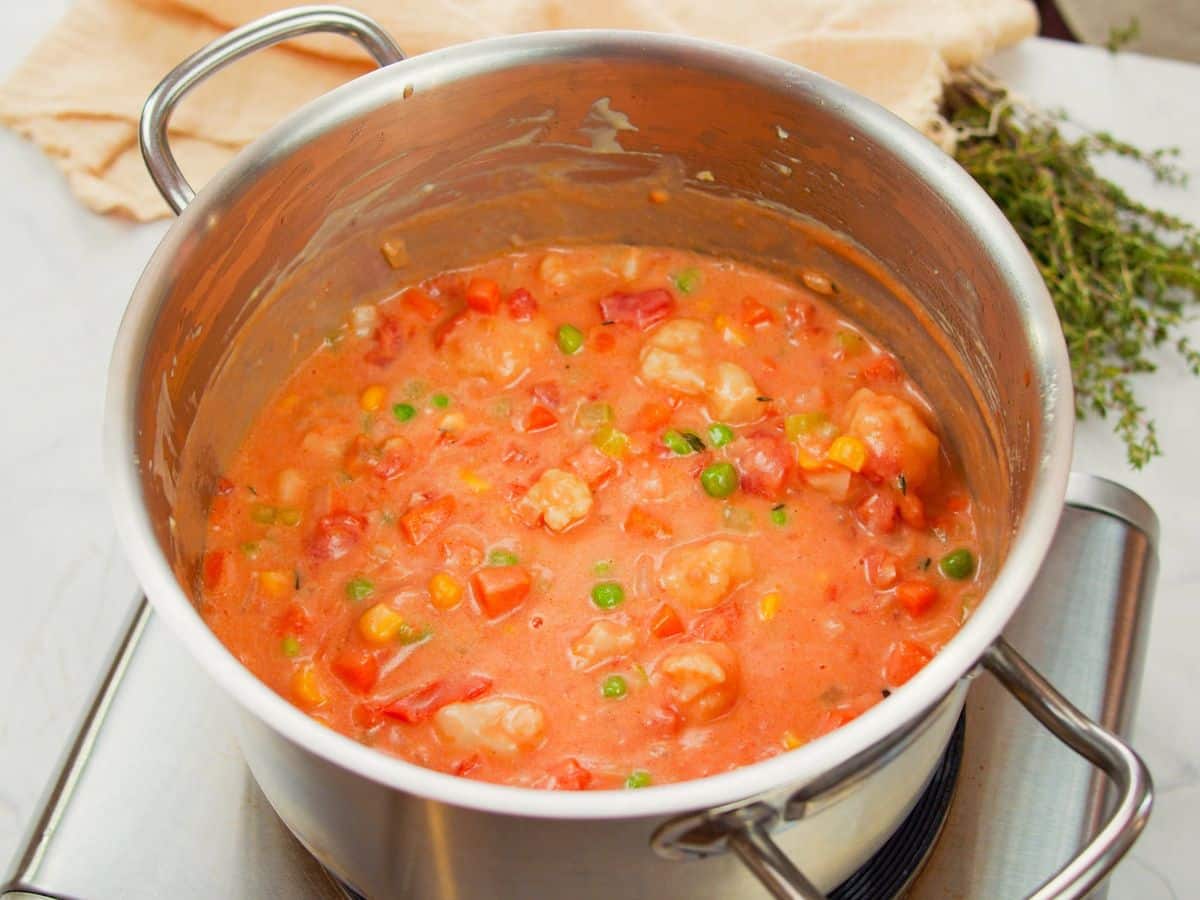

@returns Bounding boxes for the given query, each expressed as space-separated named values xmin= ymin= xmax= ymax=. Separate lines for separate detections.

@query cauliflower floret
xmin=659 ymin=540 xmax=754 ymax=611
xmin=442 ymin=315 xmax=549 ymax=385
xmin=434 ymin=697 xmax=546 ymax=756
xmin=639 ymin=319 xmax=708 ymax=396
xmin=709 ymin=362 xmax=761 ymax=424
xmin=657 ymin=642 xmax=741 ymax=723
xmin=516 ymin=468 xmax=593 ymax=532
xmin=570 ymin=620 xmax=637 ymax=670
xmin=845 ymin=388 xmax=940 ymax=490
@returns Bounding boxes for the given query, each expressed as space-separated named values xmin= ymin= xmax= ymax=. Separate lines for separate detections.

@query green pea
xmin=345 ymin=576 xmax=375 ymax=602
xmin=673 ymin=268 xmax=702 ymax=294
xmin=393 ymin=402 xmax=416 ymax=422
xmin=281 ymin=635 xmax=301 ymax=657
xmin=601 ymin=675 xmax=628 ymax=699
xmin=556 ymin=324 xmax=585 ymax=355
xmin=939 ymin=548 xmax=977 ymax=581
xmin=663 ymin=429 xmax=704 ymax=455
xmin=250 ymin=503 xmax=277 ymax=524
xmin=770 ymin=505 xmax=788 ymax=526
xmin=707 ymin=422 xmax=735 ymax=447
xmin=488 ymin=549 xmax=520 ymax=567
xmin=625 ymin=770 xmax=652 ymax=789
xmin=431 ymin=393 xmax=451 ymax=409
xmin=700 ymin=462 xmax=739 ymax=498
xmin=591 ymin=581 xmax=626 ymax=609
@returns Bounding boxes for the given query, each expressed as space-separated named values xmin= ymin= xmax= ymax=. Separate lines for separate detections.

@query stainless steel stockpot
xmin=105 ymin=6 xmax=1150 ymax=898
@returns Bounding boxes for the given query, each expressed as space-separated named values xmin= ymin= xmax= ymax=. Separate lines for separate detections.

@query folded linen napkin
xmin=0 ymin=0 xmax=1036 ymax=220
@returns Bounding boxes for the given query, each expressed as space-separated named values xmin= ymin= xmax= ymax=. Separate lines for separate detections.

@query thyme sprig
xmin=946 ymin=71 xmax=1200 ymax=468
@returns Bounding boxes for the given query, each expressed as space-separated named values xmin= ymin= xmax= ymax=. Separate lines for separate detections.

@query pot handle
xmin=679 ymin=637 xmax=1151 ymax=900
xmin=139 ymin=5 xmax=404 ymax=214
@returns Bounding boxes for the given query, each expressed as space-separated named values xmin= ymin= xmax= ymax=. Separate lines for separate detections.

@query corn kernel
xmin=258 ymin=570 xmax=292 ymax=599
xmin=439 ymin=411 xmax=467 ymax=435
xmin=360 ymin=384 xmax=387 ymax=412
xmin=358 ymin=603 xmax=406 ymax=644
xmin=796 ymin=448 xmax=828 ymax=472
xmin=759 ymin=592 xmax=782 ymax=622
xmin=782 ymin=730 xmax=802 ymax=750
xmin=292 ymin=665 xmax=326 ymax=707
xmin=826 ymin=434 xmax=867 ymax=472
xmin=429 ymin=572 xmax=464 ymax=610
xmin=714 ymin=314 xmax=747 ymax=347
xmin=648 ymin=188 xmax=669 ymax=204
xmin=459 ymin=468 xmax=492 ymax=494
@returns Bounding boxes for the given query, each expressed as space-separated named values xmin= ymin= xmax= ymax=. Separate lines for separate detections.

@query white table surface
xmin=1 ymin=7 xmax=1196 ymax=897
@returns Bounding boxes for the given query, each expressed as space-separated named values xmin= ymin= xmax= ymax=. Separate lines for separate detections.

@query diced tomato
xmin=599 ymin=289 xmax=675 ymax=330
xmin=733 ymin=434 xmax=793 ymax=499
xmin=372 ymin=436 xmax=413 ymax=479
xmin=399 ymin=496 xmax=456 ymax=546
xmin=885 ymin=640 xmax=933 ymax=687
xmin=624 ymin=505 xmax=672 ymax=540
xmin=862 ymin=355 xmax=901 ymax=382
xmin=524 ymin=404 xmax=558 ymax=433
xmin=862 ymin=548 xmax=900 ymax=589
xmin=201 ymin=550 xmax=228 ymax=592
xmin=631 ymin=400 xmax=673 ymax=432
xmin=741 ymin=297 xmax=775 ymax=327
xmin=547 ymin=758 xmax=593 ymax=790
xmin=273 ymin=604 xmax=311 ymax=637
xmin=644 ymin=704 xmax=684 ymax=738
xmin=352 ymin=703 xmax=380 ymax=730
xmin=505 ymin=288 xmax=538 ymax=321
xmin=365 ymin=313 xmax=404 ymax=366
xmin=331 ymin=647 xmax=380 ymax=693
xmin=381 ymin=674 xmax=494 ymax=723
xmin=465 ymin=277 xmax=501 ymax=314
xmin=215 ymin=477 xmax=235 ymax=496
xmin=441 ymin=537 xmax=484 ymax=569
xmin=590 ymin=329 xmax=616 ymax=353
xmin=944 ymin=493 xmax=970 ymax=513
xmin=896 ymin=580 xmax=938 ymax=616
xmin=401 ymin=287 xmax=441 ymax=322
xmin=855 ymin=492 xmax=898 ymax=535
xmin=530 ymin=381 xmax=561 ymax=410
xmin=649 ymin=603 xmax=684 ymax=638
xmin=691 ymin=602 xmax=741 ymax=642
xmin=470 ymin=565 xmax=532 ymax=618
xmin=567 ymin=444 xmax=616 ymax=488
xmin=306 ymin=512 xmax=367 ymax=561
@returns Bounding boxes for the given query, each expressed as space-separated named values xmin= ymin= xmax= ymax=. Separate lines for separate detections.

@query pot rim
xmin=105 ymin=29 xmax=1073 ymax=821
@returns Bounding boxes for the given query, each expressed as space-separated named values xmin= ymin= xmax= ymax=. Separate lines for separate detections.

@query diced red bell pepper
xmin=524 ymin=404 xmax=558 ymax=433
xmin=381 ymin=674 xmax=493 ymax=723
xmin=885 ymin=640 xmax=933 ymax=687
xmin=733 ymin=434 xmax=793 ymax=500
xmin=855 ymin=492 xmax=898 ymax=535
xmin=547 ymin=758 xmax=593 ymax=790
xmin=631 ymin=400 xmax=673 ymax=432
xmin=470 ymin=565 xmax=532 ymax=618
xmin=862 ymin=354 xmax=901 ymax=382
xmin=201 ymin=550 xmax=229 ymax=592
xmin=598 ymin=289 xmax=675 ymax=330
xmin=590 ymin=329 xmax=616 ymax=352
xmin=402 ymin=288 xmax=442 ymax=322
xmin=306 ymin=512 xmax=367 ymax=561
xmin=373 ymin=436 xmax=414 ymax=480
xmin=273 ymin=604 xmax=311 ymax=637
xmin=399 ymin=496 xmax=456 ymax=546
xmin=896 ymin=580 xmax=938 ymax=616
xmin=466 ymin=277 xmax=502 ymax=314
xmin=741 ymin=297 xmax=775 ymax=327
xmin=365 ymin=313 xmax=404 ymax=366
xmin=331 ymin=646 xmax=380 ymax=693
xmin=649 ymin=603 xmax=684 ymax=638
xmin=505 ymin=288 xmax=538 ymax=321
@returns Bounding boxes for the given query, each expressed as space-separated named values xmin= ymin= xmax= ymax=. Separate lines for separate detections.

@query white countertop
xmin=1 ymin=7 xmax=1196 ymax=897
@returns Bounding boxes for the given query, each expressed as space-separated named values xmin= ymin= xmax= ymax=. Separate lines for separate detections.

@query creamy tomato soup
xmin=200 ymin=245 xmax=981 ymax=790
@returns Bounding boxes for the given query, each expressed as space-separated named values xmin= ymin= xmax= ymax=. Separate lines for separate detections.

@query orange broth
xmin=200 ymin=245 xmax=980 ymax=790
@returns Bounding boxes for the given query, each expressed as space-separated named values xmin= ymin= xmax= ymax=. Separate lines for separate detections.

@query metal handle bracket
xmin=139 ymin=4 xmax=404 ymax=214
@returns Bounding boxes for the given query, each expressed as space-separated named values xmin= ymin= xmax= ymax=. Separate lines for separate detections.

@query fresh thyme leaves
xmin=946 ymin=70 xmax=1200 ymax=468
xmin=1105 ymin=18 xmax=1141 ymax=53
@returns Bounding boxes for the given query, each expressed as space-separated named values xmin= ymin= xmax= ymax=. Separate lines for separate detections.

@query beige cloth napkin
xmin=0 ymin=0 xmax=1037 ymax=220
